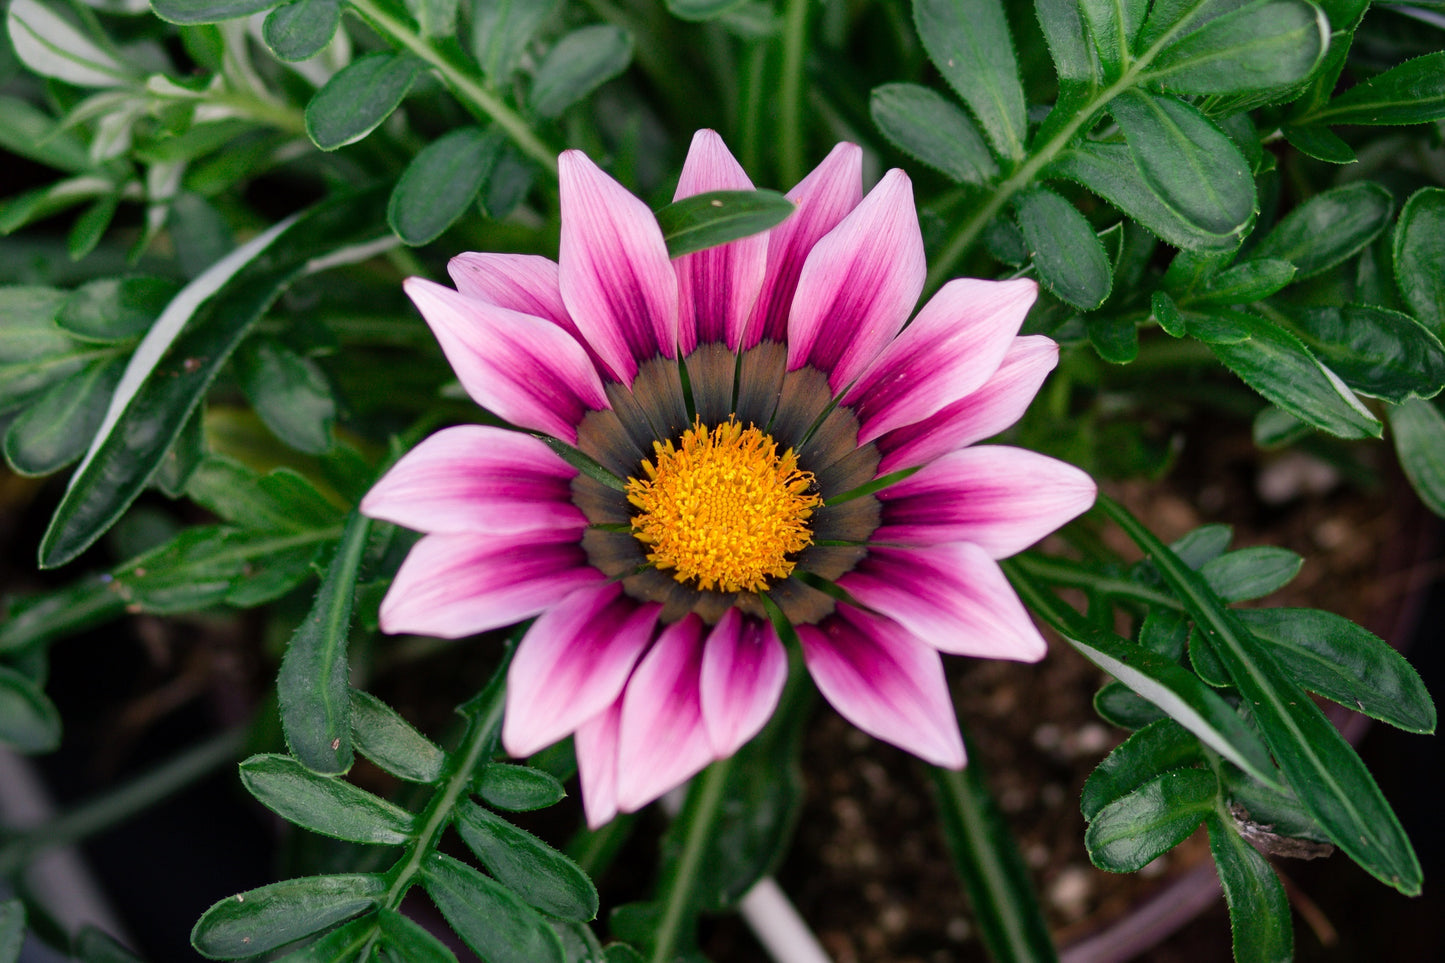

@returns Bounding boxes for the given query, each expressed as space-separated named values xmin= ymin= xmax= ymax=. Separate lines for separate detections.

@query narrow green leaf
xmin=528 ymin=25 xmax=632 ymax=120
xmin=1171 ymin=522 xmax=1233 ymax=568
xmin=1237 ymin=608 xmax=1435 ymax=733
xmin=279 ymin=511 xmax=371 ymax=774
xmin=1085 ymin=768 xmax=1217 ymax=872
xmin=58 ymin=277 xmax=180 ymax=343
xmin=68 ymin=194 xmax=120 ymax=261
xmin=306 ymin=53 xmax=421 ymax=151
xmin=1035 ymin=0 xmax=1097 ymax=86
xmin=1142 ymin=0 xmax=1329 ymax=95
xmin=1138 ymin=0 xmax=1249 ymax=51
xmin=1078 ymin=0 xmax=1148 ymax=80
xmin=1276 ymin=304 xmax=1445 ymax=403
xmin=1098 ymin=494 xmax=1424 ymax=895
xmin=655 ymin=190 xmax=794 ymax=259
xmin=1199 ymin=310 xmax=1382 ymax=439
xmin=869 ymin=83 xmax=998 ymax=185
xmin=1200 ymin=546 xmax=1303 ymax=601
xmin=6 ymin=0 xmax=138 ymax=87
xmin=376 ymin=909 xmax=456 ymax=963
xmin=350 ymin=689 xmax=446 ymax=783
xmin=262 ymin=0 xmax=341 ymax=62
xmin=1303 ymin=52 xmax=1445 ymax=126
xmin=470 ymin=0 xmax=559 ymax=83
xmin=1152 ymin=290 xmax=1186 ymax=336
xmin=184 ymin=457 xmax=343 ymax=533
xmin=4 ymin=357 xmax=124 ymax=477
xmin=1013 ymin=186 xmax=1112 ymax=311
xmin=0 ymin=286 xmax=85 ymax=413
xmin=109 ymin=525 xmax=325 ymax=614
xmin=0 ymin=665 xmax=61 ymax=753
xmin=1094 ymin=680 xmax=1168 ymax=729
xmin=1086 ymin=315 xmax=1139 ymax=363
xmin=476 ymin=762 xmax=566 ymax=811
xmin=1194 ymin=258 xmax=1296 ymax=304
xmin=239 ymin=753 xmax=415 ymax=844
xmin=191 ymin=874 xmax=386 ymax=959
xmin=1190 ymin=625 xmax=1232 ymax=687
xmin=37 ymin=187 xmax=387 ymax=569
xmin=0 ymin=576 xmax=125 ymax=654
xmin=665 ymin=0 xmax=749 ymax=21
xmin=0 ymin=95 xmax=90 ymax=173
xmin=152 ymin=0 xmax=282 ymax=24
xmin=1390 ymin=398 xmax=1445 ymax=518
xmin=1281 ymin=125 xmax=1356 ymax=164
xmin=388 ymin=127 xmax=503 ymax=246
xmin=1081 ymin=719 xmax=1202 ymax=821
xmin=1205 ymin=814 xmax=1293 ymax=963
xmin=403 ymin=0 xmax=458 ymax=37
xmin=268 ymin=913 xmax=377 ymax=963
xmin=456 ymin=802 xmax=599 ymax=922
xmin=931 ymin=733 xmax=1058 ymax=963
xmin=1250 ymin=181 xmax=1394 ymax=279
xmin=420 ymin=854 xmax=566 ymax=963
xmin=1393 ymin=187 xmax=1445 ymax=337
xmin=912 ymin=0 xmax=1027 ymax=160
xmin=1139 ymin=607 xmax=1190 ymax=660
xmin=234 ymin=337 xmax=336 ymax=454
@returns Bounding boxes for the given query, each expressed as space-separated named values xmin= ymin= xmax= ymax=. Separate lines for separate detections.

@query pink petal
xmin=616 ymin=616 xmax=717 ymax=813
xmin=377 ymin=531 xmax=603 ymax=638
xmin=404 ymin=278 xmax=608 ymax=444
xmin=876 ymin=336 xmax=1060 ymax=473
xmin=360 ymin=425 xmax=584 ymax=535
xmin=840 ymin=544 xmax=1047 ymax=661
xmin=575 ymin=698 xmax=623 ymax=828
xmin=742 ymin=142 xmax=863 ymax=347
xmin=843 ymin=279 xmax=1038 ymax=444
xmin=673 ymin=130 xmax=767 ymax=353
xmin=503 ymin=583 xmax=662 ymax=757
xmin=874 ymin=447 xmax=1097 ymax=557
xmin=558 ymin=151 xmax=679 ymax=384
xmin=797 ymin=605 xmax=965 ymax=768
xmin=786 ymin=169 xmax=926 ymax=391
xmin=699 ymin=609 xmax=788 ymax=755
xmin=448 ymin=252 xmax=570 ymax=326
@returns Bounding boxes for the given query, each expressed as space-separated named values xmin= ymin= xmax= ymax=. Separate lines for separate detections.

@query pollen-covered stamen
xmin=627 ymin=419 xmax=821 ymax=593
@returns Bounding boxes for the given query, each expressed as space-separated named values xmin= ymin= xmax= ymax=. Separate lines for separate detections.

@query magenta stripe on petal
xmin=840 ymin=544 xmax=1047 ymax=661
xmin=877 ymin=336 xmax=1059 ymax=473
xmin=798 ymin=605 xmax=965 ymax=768
xmin=874 ymin=447 xmax=1097 ymax=557
xmin=503 ymin=583 xmax=661 ymax=757
xmin=845 ymin=278 xmax=1038 ymax=444
xmin=404 ymin=278 xmax=608 ymax=444
xmin=616 ymin=616 xmax=717 ymax=813
xmin=377 ymin=531 xmax=603 ymax=639
xmin=575 ymin=697 xmax=624 ymax=828
xmin=559 ymin=151 xmax=679 ymax=384
xmin=786 ymin=170 xmax=926 ymax=390
xmin=674 ymin=130 xmax=767 ymax=353
xmin=699 ymin=609 xmax=788 ymax=756
xmin=742 ymin=142 xmax=862 ymax=348
xmin=361 ymin=425 xmax=584 ymax=536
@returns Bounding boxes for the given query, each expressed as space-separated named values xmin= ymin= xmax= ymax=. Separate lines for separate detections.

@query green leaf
xmin=350 ymin=689 xmax=446 ymax=783
xmin=1094 ymin=680 xmax=1167 ymax=729
xmin=665 ymin=0 xmax=748 ymax=20
xmin=37 ymin=187 xmax=387 ymax=569
xmin=1302 ymin=52 xmax=1445 ymax=126
xmin=528 ymin=25 xmax=632 ymax=120
xmin=655 ymin=190 xmax=794 ymax=259
xmin=1236 ymin=608 xmax=1435 ymax=733
xmin=1139 ymin=607 xmax=1190 ymax=660
xmin=68 ymin=194 xmax=120 ymax=261
xmin=152 ymin=0 xmax=282 ymax=24
xmin=1138 ymin=0 xmax=1253 ymax=51
xmin=1281 ymin=124 xmax=1356 ymax=164
xmin=279 ymin=511 xmax=372 ymax=775
xmin=420 ymin=854 xmax=566 ymax=963
xmin=239 ymin=753 xmax=415 ymax=844
xmin=455 ymin=802 xmax=598 ymax=922
xmin=1205 ymin=814 xmax=1293 ymax=963
xmin=0 ymin=95 xmax=90 ymax=173
xmin=0 ymin=576 xmax=125 ymax=654
xmin=388 ymin=127 xmax=503 ymax=246
xmin=1250 ymin=181 xmax=1393 ymax=279
xmin=1190 ymin=625 xmax=1232 ymax=687
xmin=1152 ymin=290 xmax=1186 ymax=336
xmin=1078 ymin=0 xmax=1147 ymax=80
xmin=184 ymin=457 xmax=343 ymax=532
xmin=1084 ymin=767 xmax=1217 ymax=872
xmin=58 ymin=277 xmax=180 ymax=343
xmin=1035 ymin=0 xmax=1097 ymax=86
xmin=931 ymin=734 xmax=1058 ymax=963
xmin=268 ymin=913 xmax=377 ymax=963
xmin=6 ymin=0 xmax=138 ymax=87
xmin=1194 ymin=258 xmax=1296 ymax=304
xmin=1098 ymin=494 xmax=1423 ymax=896
xmin=0 ymin=900 xmax=23 ymax=963
xmin=1171 ymin=522 xmax=1233 ymax=567
xmin=262 ymin=0 xmax=341 ymax=62
xmin=1275 ymin=304 xmax=1445 ymax=403
xmin=912 ymin=0 xmax=1027 ymax=160
xmin=0 ymin=665 xmax=61 ymax=753
xmin=869 ymin=83 xmax=998 ymax=185
xmin=1390 ymin=398 xmax=1445 ymax=518
xmin=470 ymin=0 xmax=559 ymax=83
xmin=1141 ymin=0 xmax=1329 ymax=95
xmin=403 ymin=0 xmax=458 ymax=37
xmin=1086 ymin=315 xmax=1139 ymax=363
xmin=1198 ymin=310 xmax=1382 ymax=439
xmin=1012 ymin=186 xmax=1112 ymax=311
xmin=1200 ymin=546 xmax=1303 ymax=601
xmin=0 ymin=287 xmax=89 ymax=414
xmin=111 ymin=525 xmax=325 ymax=613
xmin=191 ymin=874 xmax=386 ymax=959
xmin=1081 ymin=719 xmax=1202 ymax=821
xmin=4 ymin=357 xmax=123 ymax=477
xmin=72 ymin=925 xmax=145 ymax=963
xmin=376 ymin=909 xmax=456 ymax=963
xmin=234 ymin=337 xmax=336 ymax=454
xmin=476 ymin=763 xmax=566 ymax=811
xmin=306 ymin=53 xmax=421 ymax=151
xmin=1393 ymin=187 xmax=1445 ymax=337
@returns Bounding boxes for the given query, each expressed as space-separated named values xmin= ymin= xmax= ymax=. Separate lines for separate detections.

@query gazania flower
xmin=361 ymin=131 xmax=1096 ymax=826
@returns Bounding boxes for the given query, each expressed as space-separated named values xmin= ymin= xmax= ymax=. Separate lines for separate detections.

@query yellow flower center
xmin=626 ymin=419 xmax=821 ymax=594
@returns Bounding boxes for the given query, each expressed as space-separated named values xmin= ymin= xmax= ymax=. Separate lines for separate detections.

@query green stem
xmin=778 ymin=0 xmax=811 ymax=186
xmin=648 ymin=755 xmax=736 ymax=963
xmin=345 ymin=0 xmax=557 ymax=175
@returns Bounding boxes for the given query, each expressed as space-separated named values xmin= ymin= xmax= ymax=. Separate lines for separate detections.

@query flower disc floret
xmin=626 ymin=419 xmax=820 ymax=593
